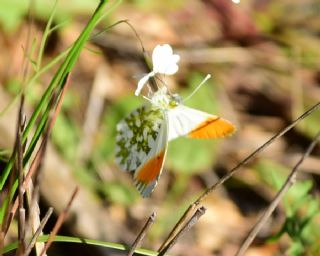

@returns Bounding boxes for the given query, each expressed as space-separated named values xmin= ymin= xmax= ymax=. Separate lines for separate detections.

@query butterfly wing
xmin=167 ymin=105 xmax=236 ymax=141
xmin=115 ymin=105 xmax=168 ymax=197
xmin=134 ymin=115 xmax=168 ymax=197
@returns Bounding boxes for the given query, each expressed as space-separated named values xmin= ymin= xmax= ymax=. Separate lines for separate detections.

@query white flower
xmin=135 ymin=44 xmax=180 ymax=96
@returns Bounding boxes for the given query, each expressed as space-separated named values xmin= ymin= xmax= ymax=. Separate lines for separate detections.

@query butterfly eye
xmin=169 ymin=100 xmax=178 ymax=108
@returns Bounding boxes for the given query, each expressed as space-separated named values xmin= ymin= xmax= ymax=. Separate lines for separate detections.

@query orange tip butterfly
xmin=115 ymin=44 xmax=236 ymax=197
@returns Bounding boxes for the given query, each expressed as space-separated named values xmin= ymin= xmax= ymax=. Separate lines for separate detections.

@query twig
xmin=10 ymin=140 xmax=47 ymax=219
xmin=157 ymin=102 xmax=320 ymax=255
xmin=26 ymin=185 xmax=43 ymax=256
xmin=16 ymin=95 xmax=26 ymax=256
xmin=158 ymin=206 xmax=207 ymax=256
xmin=235 ymin=131 xmax=320 ymax=256
xmin=11 ymin=74 xmax=71 ymax=218
xmin=127 ymin=212 xmax=156 ymax=256
xmin=2 ymin=52 xmax=71 ymax=256
xmin=39 ymin=187 xmax=79 ymax=256
xmin=27 ymin=75 xmax=71 ymax=254
xmin=33 ymin=73 xmax=70 ymax=183
xmin=195 ymin=102 xmax=320 ymax=204
xmin=16 ymin=209 xmax=26 ymax=256
xmin=25 ymin=207 xmax=53 ymax=256
xmin=0 ymin=100 xmax=27 ymax=247
xmin=0 ymin=4 xmax=33 ymax=227
xmin=158 ymin=203 xmax=197 ymax=252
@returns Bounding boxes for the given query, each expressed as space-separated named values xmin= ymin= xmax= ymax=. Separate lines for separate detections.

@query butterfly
xmin=115 ymin=44 xmax=236 ymax=197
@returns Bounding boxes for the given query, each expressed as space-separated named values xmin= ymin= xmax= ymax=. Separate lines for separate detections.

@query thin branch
xmin=11 ymin=139 xmax=47 ymax=218
xmin=16 ymin=209 xmax=26 ymax=256
xmin=2 ymin=55 xmax=71 ymax=256
xmin=195 ymin=102 xmax=320 ymax=204
xmin=25 ymin=207 xmax=53 ymax=256
xmin=158 ymin=206 xmax=206 ymax=256
xmin=11 ymin=73 xmax=71 ymax=218
xmin=16 ymin=96 xmax=26 ymax=256
xmin=235 ymin=131 xmax=320 ymax=256
xmin=0 ymin=99 xmax=27 ymax=243
xmin=127 ymin=212 xmax=156 ymax=256
xmin=20 ymin=0 xmax=34 ymax=87
xmin=26 ymin=185 xmax=43 ymax=256
xmin=39 ymin=187 xmax=79 ymax=256
xmin=158 ymin=203 xmax=197 ymax=252
xmin=32 ymin=73 xmax=70 ymax=184
xmin=156 ymin=102 xmax=319 ymax=256
xmin=27 ymin=75 xmax=71 ymax=256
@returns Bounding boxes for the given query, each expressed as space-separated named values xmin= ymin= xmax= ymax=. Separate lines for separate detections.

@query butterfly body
xmin=115 ymin=87 xmax=235 ymax=197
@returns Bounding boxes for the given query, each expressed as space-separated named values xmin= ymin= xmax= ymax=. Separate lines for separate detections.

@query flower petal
xmin=152 ymin=45 xmax=172 ymax=67
xmin=135 ymin=73 xmax=153 ymax=96
xmin=152 ymin=44 xmax=180 ymax=75
xmin=162 ymin=54 xmax=180 ymax=75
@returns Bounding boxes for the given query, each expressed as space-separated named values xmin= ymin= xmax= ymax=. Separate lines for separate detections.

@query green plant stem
xmin=1 ymin=235 xmax=162 ymax=256
xmin=36 ymin=1 xmax=58 ymax=71
xmin=0 ymin=0 xmax=116 ymax=227
xmin=0 ymin=0 xmax=111 ymax=191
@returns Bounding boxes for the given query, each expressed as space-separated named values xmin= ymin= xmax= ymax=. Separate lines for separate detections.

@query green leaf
xmin=0 ymin=0 xmax=117 ymax=222
xmin=284 ymin=216 xmax=301 ymax=239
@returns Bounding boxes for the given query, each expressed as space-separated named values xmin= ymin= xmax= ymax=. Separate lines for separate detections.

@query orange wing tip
xmin=188 ymin=117 xmax=236 ymax=139
xmin=134 ymin=180 xmax=157 ymax=197
xmin=134 ymin=150 xmax=166 ymax=197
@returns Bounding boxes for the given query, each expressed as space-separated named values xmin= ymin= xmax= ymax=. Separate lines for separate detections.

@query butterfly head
xmin=149 ymin=87 xmax=182 ymax=110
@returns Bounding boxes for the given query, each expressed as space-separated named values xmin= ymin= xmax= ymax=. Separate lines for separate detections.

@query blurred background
xmin=0 ymin=0 xmax=320 ymax=255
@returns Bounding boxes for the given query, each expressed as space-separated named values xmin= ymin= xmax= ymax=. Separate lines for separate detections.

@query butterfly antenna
xmin=183 ymin=74 xmax=212 ymax=102
xmin=143 ymin=95 xmax=152 ymax=103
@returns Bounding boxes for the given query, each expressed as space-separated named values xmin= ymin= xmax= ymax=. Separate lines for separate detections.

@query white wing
xmin=115 ymin=104 xmax=169 ymax=197
xmin=167 ymin=105 xmax=235 ymax=141
xmin=134 ymin=115 xmax=168 ymax=197
xmin=115 ymin=105 xmax=165 ymax=172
